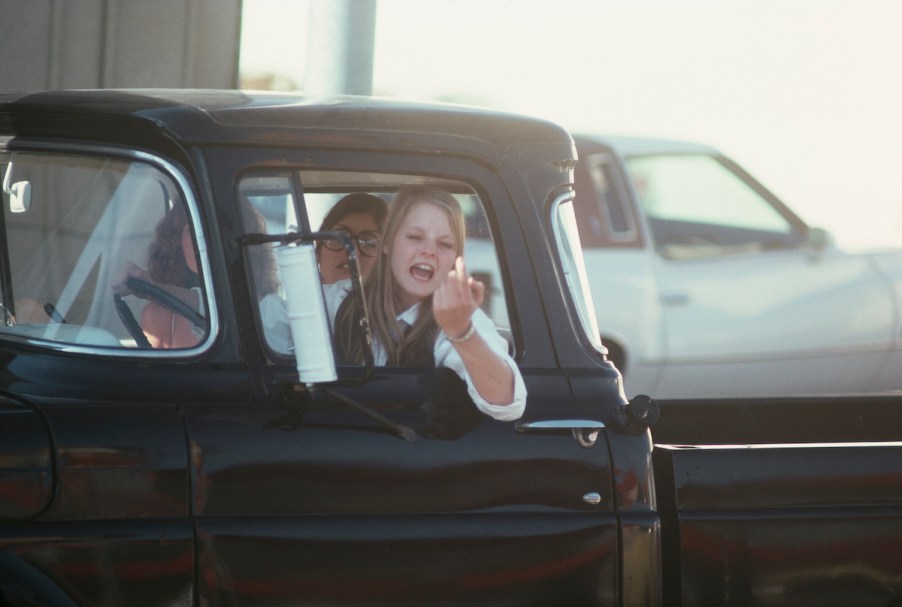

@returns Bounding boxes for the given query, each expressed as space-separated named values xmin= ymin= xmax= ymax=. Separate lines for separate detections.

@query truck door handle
xmin=515 ymin=419 xmax=605 ymax=448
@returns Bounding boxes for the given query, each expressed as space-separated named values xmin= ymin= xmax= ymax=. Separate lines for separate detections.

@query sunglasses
xmin=322 ymin=229 xmax=381 ymax=257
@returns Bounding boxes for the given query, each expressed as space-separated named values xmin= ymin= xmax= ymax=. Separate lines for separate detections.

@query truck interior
xmin=0 ymin=149 xmax=211 ymax=352
xmin=238 ymin=169 xmax=511 ymax=360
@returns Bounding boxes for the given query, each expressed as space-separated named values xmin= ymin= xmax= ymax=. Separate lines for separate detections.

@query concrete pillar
xmin=304 ymin=0 xmax=376 ymax=96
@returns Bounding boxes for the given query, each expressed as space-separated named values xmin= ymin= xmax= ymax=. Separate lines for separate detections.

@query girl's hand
xmin=433 ymin=256 xmax=515 ymax=407
xmin=433 ymin=256 xmax=485 ymax=340
xmin=111 ymin=262 xmax=152 ymax=297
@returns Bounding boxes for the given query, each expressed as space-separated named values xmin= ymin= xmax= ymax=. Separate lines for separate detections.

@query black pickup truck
xmin=1 ymin=90 xmax=900 ymax=606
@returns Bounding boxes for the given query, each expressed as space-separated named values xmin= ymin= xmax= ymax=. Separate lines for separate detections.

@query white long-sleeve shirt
xmin=324 ymin=279 xmax=526 ymax=421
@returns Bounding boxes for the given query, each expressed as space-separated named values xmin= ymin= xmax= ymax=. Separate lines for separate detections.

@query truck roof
xmin=0 ymin=89 xmax=575 ymax=162
xmin=572 ymin=132 xmax=720 ymax=157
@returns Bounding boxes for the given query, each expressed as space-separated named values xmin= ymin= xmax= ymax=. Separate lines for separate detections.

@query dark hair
xmin=147 ymin=203 xmax=195 ymax=288
xmin=319 ymin=193 xmax=388 ymax=232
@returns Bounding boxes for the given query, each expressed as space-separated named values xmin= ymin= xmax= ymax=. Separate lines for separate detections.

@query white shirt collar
xmin=397 ymin=302 xmax=421 ymax=326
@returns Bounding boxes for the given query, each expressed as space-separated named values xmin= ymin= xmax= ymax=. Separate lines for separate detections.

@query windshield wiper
xmin=321 ymin=386 xmax=417 ymax=442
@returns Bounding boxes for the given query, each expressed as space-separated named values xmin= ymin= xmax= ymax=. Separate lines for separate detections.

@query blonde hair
xmin=336 ymin=185 xmax=466 ymax=366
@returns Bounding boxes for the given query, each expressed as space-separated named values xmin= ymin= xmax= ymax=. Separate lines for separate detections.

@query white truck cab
xmin=573 ymin=134 xmax=902 ymax=398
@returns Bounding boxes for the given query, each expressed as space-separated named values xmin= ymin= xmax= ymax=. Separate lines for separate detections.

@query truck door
xmin=0 ymin=397 xmax=51 ymax=523
xmin=187 ymin=158 xmax=621 ymax=606
xmin=0 ymin=147 xmax=198 ymax=604
xmin=1 ymin=394 xmax=195 ymax=605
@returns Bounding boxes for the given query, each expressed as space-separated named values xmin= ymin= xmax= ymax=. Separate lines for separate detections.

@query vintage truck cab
xmin=2 ymin=90 xmax=902 ymax=607
xmin=0 ymin=90 xmax=657 ymax=606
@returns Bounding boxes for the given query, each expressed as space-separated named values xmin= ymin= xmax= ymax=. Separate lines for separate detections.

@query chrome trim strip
xmin=515 ymin=419 xmax=606 ymax=431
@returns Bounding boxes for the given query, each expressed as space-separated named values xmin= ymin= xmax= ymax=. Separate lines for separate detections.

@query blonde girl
xmin=331 ymin=186 xmax=525 ymax=421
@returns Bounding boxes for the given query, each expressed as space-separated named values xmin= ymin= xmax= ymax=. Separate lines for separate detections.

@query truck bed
xmin=651 ymin=394 xmax=902 ymax=606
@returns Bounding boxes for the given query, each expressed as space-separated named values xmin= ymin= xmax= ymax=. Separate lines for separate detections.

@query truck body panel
xmin=1 ymin=89 xmax=900 ymax=606
xmin=0 ymin=90 xmax=646 ymax=605
xmin=656 ymin=443 xmax=902 ymax=606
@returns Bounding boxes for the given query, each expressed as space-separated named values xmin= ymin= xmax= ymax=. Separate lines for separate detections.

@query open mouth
xmin=410 ymin=263 xmax=435 ymax=282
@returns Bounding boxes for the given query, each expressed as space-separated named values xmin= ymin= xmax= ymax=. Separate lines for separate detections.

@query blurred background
xmin=2 ymin=0 xmax=900 ymax=248
xmin=239 ymin=0 xmax=902 ymax=250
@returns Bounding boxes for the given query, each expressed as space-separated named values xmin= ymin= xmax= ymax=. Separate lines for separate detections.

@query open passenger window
xmin=0 ymin=149 xmax=212 ymax=353
xmin=238 ymin=170 xmax=512 ymax=362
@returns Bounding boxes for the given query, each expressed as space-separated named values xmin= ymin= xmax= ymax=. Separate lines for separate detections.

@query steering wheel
xmin=114 ymin=293 xmax=151 ymax=348
xmin=113 ymin=276 xmax=206 ymax=348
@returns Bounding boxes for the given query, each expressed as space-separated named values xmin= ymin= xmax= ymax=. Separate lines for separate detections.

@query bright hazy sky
xmin=240 ymin=0 xmax=902 ymax=249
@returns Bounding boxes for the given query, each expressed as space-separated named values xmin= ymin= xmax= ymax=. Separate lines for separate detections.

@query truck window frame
xmin=0 ymin=141 xmax=217 ymax=356
xmin=237 ymin=168 xmax=516 ymax=366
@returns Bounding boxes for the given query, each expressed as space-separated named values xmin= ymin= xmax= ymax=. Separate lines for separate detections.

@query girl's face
xmin=319 ymin=212 xmax=382 ymax=284
xmin=389 ymin=201 xmax=457 ymax=309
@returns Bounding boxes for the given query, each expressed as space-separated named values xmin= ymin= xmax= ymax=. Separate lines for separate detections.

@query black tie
xmin=399 ymin=320 xmax=412 ymax=337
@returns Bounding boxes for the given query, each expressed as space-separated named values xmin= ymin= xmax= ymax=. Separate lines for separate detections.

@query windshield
xmin=551 ymin=192 xmax=604 ymax=354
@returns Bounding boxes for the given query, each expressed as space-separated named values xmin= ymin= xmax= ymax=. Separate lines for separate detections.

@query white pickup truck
xmin=572 ymin=134 xmax=902 ymax=399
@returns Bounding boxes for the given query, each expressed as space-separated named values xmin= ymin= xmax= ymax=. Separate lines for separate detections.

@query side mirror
xmin=805 ymin=226 xmax=833 ymax=260
xmin=2 ymin=160 xmax=31 ymax=213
